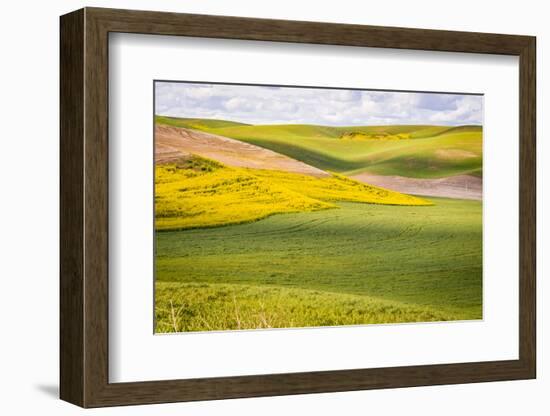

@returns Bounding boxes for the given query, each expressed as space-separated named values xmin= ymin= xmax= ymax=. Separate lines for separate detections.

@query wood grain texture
xmin=518 ymin=38 xmax=537 ymax=375
xmin=83 ymin=10 xmax=110 ymax=406
xmin=88 ymin=7 xmax=532 ymax=54
xmin=59 ymin=8 xmax=84 ymax=407
xmin=59 ymin=7 xmax=537 ymax=408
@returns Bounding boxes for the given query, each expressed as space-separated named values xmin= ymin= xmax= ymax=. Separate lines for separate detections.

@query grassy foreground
xmin=156 ymin=282 xmax=458 ymax=332
xmin=155 ymin=198 xmax=482 ymax=332
xmin=155 ymin=156 xmax=430 ymax=231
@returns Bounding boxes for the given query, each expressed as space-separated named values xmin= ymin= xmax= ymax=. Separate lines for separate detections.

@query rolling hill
xmin=155 ymin=116 xmax=482 ymax=179
xmin=155 ymin=124 xmax=328 ymax=176
xmin=155 ymin=115 xmax=250 ymax=130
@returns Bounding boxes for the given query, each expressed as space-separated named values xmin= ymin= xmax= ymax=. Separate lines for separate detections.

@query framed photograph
xmin=60 ymin=7 xmax=536 ymax=408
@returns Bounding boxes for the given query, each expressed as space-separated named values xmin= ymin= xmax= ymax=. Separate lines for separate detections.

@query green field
xmin=155 ymin=198 xmax=482 ymax=332
xmin=155 ymin=116 xmax=482 ymax=178
xmin=154 ymin=115 xmax=483 ymax=332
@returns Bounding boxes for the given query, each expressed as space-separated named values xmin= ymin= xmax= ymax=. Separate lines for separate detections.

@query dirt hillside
xmin=155 ymin=125 xmax=329 ymax=177
xmin=352 ymin=173 xmax=482 ymax=200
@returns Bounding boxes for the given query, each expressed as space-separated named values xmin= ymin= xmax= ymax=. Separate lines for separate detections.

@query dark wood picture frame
xmin=60 ymin=7 xmax=536 ymax=408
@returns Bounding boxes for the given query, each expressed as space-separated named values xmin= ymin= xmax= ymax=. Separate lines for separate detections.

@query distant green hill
xmin=155 ymin=115 xmax=250 ymax=130
xmin=155 ymin=116 xmax=482 ymax=179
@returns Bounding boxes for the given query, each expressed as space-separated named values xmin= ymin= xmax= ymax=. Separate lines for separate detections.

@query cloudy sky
xmin=155 ymin=82 xmax=483 ymax=126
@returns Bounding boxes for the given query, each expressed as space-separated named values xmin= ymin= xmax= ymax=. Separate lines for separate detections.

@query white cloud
xmin=155 ymin=82 xmax=483 ymax=126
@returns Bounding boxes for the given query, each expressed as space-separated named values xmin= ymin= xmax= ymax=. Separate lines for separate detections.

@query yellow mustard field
xmin=155 ymin=156 xmax=431 ymax=231
xmin=340 ymin=132 xmax=411 ymax=141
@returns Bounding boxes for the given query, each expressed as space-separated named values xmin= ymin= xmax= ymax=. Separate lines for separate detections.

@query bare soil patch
xmin=351 ymin=173 xmax=482 ymax=200
xmin=155 ymin=125 xmax=329 ymax=177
